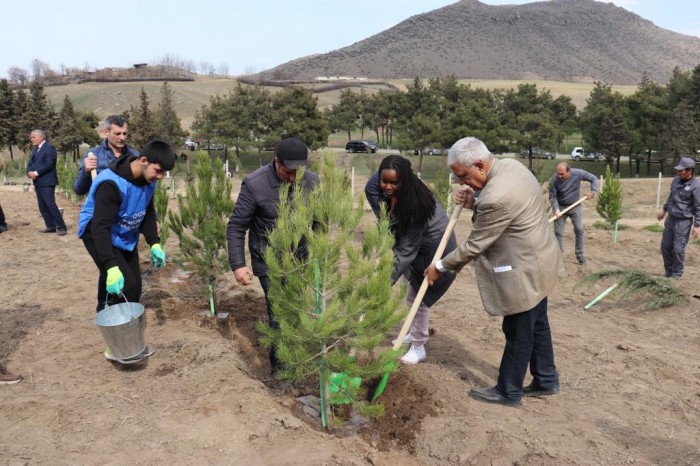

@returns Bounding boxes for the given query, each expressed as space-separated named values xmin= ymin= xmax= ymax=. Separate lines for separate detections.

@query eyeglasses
xmin=454 ymin=163 xmax=476 ymax=180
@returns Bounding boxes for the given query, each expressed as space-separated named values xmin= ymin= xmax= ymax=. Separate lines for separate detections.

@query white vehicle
xmin=571 ymin=147 xmax=604 ymax=161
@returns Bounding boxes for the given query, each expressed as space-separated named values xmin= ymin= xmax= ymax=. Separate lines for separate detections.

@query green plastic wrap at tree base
xmin=328 ymin=371 xmax=362 ymax=405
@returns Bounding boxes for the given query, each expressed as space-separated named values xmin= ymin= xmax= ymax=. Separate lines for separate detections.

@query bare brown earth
xmin=1 ymin=175 xmax=699 ymax=465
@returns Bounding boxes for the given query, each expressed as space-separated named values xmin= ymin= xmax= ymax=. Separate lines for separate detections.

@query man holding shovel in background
xmin=78 ymin=140 xmax=174 ymax=317
xmin=549 ymin=162 xmax=598 ymax=264
xmin=425 ymin=137 xmax=563 ymax=406
xmin=73 ymin=115 xmax=139 ymax=195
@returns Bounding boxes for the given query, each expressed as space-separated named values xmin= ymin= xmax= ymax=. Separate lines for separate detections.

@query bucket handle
xmin=103 ymin=292 xmax=131 ymax=310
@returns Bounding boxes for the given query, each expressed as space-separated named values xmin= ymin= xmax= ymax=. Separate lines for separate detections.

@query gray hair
xmin=104 ymin=115 xmax=128 ymax=129
xmin=31 ymin=129 xmax=46 ymax=139
xmin=447 ymin=137 xmax=493 ymax=167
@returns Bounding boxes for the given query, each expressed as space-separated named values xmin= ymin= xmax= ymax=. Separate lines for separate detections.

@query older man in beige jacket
xmin=426 ymin=137 xmax=563 ymax=406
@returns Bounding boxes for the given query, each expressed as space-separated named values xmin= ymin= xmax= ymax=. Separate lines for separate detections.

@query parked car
xmin=184 ymin=138 xmax=199 ymax=151
xmin=412 ymin=147 xmax=447 ymax=156
xmin=345 ymin=140 xmax=378 ymax=153
xmin=571 ymin=147 xmax=604 ymax=161
xmin=518 ymin=147 xmax=556 ymax=159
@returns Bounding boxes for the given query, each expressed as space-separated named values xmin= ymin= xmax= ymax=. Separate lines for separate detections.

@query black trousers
xmin=0 ymin=203 xmax=5 ymax=226
xmin=496 ymin=297 xmax=559 ymax=401
xmin=257 ymin=275 xmax=281 ymax=372
xmin=83 ymin=237 xmax=142 ymax=313
xmin=35 ymin=185 xmax=66 ymax=230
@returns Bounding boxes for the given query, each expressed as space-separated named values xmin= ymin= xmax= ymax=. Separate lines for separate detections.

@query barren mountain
xmin=258 ymin=0 xmax=700 ymax=85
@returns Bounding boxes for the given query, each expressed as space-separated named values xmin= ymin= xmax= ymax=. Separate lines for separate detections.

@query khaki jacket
xmin=442 ymin=159 xmax=563 ymax=316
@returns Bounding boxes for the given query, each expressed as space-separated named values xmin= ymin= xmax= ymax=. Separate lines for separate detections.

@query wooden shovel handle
xmin=88 ymin=152 xmax=97 ymax=180
xmin=391 ymin=191 xmax=466 ymax=351
xmin=548 ymin=196 xmax=587 ymax=223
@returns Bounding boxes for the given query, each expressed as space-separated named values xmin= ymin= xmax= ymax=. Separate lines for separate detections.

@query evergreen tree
xmin=580 ymin=81 xmax=616 ymax=153
xmin=13 ymin=89 xmax=30 ymax=151
xmin=129 ymin=87 xmax=158 ymax=148
xmin=153 ymin=82 xmax=186 ymax=149
xmin=268 ymin=87 xmax=328 ymax=150
xmin=0 ymin=79 xmax=19 ymax=159
xmin=326 ymin=89 xmax=360 ymax=140
xmin=660 ymin=100 xmax=700 ymax=162
xmin=169 ymin=152 xmax=234 ymax=313
xmin=26 ymin=80 xmax=56 ymax=133
xmin=598 ymin=96 xmax=631 ymax=173
xmin=502 ymin=84 xmax=559 ymax=172
xmin=154 ymin=180 xmax=171 ymax=247
xmin=596 ymin=165 xmax=623 ymax=229
xmin=261 ymin=151 xmax=405 ymax=422
xmin=54 ymin=96 xmax=81 ymax=158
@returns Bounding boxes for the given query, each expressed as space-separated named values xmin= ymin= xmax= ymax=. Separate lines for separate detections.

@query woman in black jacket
xmin=365 ymin=155 xmax=457 ymax=364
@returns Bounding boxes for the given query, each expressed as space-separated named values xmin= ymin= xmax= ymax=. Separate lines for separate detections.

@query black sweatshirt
xmin=83 ymin=155 xmax=160 ymax=270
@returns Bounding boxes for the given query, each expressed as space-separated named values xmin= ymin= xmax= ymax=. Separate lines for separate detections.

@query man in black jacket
xmin=27 ymin=129 xmax=67 ymax=235
xmin=226 ymin=138 xmax=320 ymax=372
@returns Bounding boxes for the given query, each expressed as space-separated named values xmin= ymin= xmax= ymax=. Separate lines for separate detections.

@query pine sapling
xmin=154 ymin=179 xmax=170 ymax=247
xmin=169 ymin=152 xmax=234 ymax=315
xmin=596 ymin=165 xmax=623 ymax=232
xmin=260 ymin=151 xmax=405 ymax=425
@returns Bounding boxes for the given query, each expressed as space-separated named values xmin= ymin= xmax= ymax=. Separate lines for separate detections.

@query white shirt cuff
xmin=436 ymin=260 xmax=447 ymax=273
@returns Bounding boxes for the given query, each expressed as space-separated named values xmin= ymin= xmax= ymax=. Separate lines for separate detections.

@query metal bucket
xmin=94 ymin=302 xmax=145 ymax=359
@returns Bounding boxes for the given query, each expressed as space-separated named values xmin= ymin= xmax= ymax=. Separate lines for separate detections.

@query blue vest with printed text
xmin=78 ymin=169 xmax=156 ymax=251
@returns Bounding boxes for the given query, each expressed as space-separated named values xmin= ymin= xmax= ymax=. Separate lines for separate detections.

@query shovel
xmin=372 ymin=190 xmax=467 ymax=402
xmin=548 ymin=196 xmax=587 ymax=223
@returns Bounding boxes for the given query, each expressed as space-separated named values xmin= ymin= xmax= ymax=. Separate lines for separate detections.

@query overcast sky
xmin=2 ymin=0 xmax=699 ymax=79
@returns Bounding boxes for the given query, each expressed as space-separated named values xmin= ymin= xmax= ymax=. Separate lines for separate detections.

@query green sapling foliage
xmin=260 ymin=151 xmax=406 ymax=412
xmin=596 ymin=165 xmax=623 ymax=228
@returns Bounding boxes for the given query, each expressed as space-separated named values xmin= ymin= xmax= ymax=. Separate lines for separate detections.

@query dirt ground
xmin=1 ymin=174 xmax=699 ymax=465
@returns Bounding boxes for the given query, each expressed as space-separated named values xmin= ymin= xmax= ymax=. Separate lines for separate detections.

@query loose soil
xmin=1 ymin=175 xmax=699 ymax=465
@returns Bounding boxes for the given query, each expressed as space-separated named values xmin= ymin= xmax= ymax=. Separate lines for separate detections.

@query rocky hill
xmin=257 ymin=0 xmax=700 ymax=85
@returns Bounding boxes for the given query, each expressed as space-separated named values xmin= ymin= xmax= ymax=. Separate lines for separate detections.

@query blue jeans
xmin=554 ymin=204 xmax=585 ymax=261
xmin=496 ymin=297 xmax=559 ymax=401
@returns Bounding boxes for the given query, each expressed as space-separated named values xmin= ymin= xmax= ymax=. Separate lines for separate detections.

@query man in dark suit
xmin=27 ymin=129 xmax=67 ymax=235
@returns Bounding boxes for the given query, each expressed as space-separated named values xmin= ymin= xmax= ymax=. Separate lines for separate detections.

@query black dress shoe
xmin=57 ymin=229 xmax=67 ymax=236
xmin=0 ymin=225 xmax=7 ymax=233
xmin=523 ymin=383 xmax=560 ymax=397
xmin=38 ymin=228 xmax=56 ymax=233
xmin=469 ymin=386 xmax=521 ymax=406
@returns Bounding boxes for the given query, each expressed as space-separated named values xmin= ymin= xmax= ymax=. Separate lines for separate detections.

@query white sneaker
xmin=400 ymin=345 xmax=426 ymax=364
xmin=392 ymin=334 xmax=412 ymax=346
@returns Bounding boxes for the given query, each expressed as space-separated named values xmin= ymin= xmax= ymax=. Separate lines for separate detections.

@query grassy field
xmin=41 ymin=76 xmax=638 ymax=133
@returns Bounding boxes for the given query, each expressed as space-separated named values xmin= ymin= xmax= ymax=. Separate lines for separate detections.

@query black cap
xmin=275 ymin=137 xmax=309 ymax=169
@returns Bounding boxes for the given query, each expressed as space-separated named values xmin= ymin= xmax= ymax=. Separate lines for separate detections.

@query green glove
xmin=106 ymin=266 xmax=124 ymax=295
xmin=150 ymin=243 xmax=166 ymax=268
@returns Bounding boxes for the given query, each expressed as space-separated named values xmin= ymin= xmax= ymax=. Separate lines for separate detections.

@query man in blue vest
xmin=78 ymin=140 xmax=175 ymax=313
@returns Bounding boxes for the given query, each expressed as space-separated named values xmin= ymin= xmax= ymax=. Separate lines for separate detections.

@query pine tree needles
xmin=261 ymin=151 xmax=406 ymax=412
xmin=595 ymin=165 xmax=623 ymax=227
xmin=581 ymin=269 xmax=684 ymax=310
xmin=169 ymin=152 xmax=234 ymax=310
